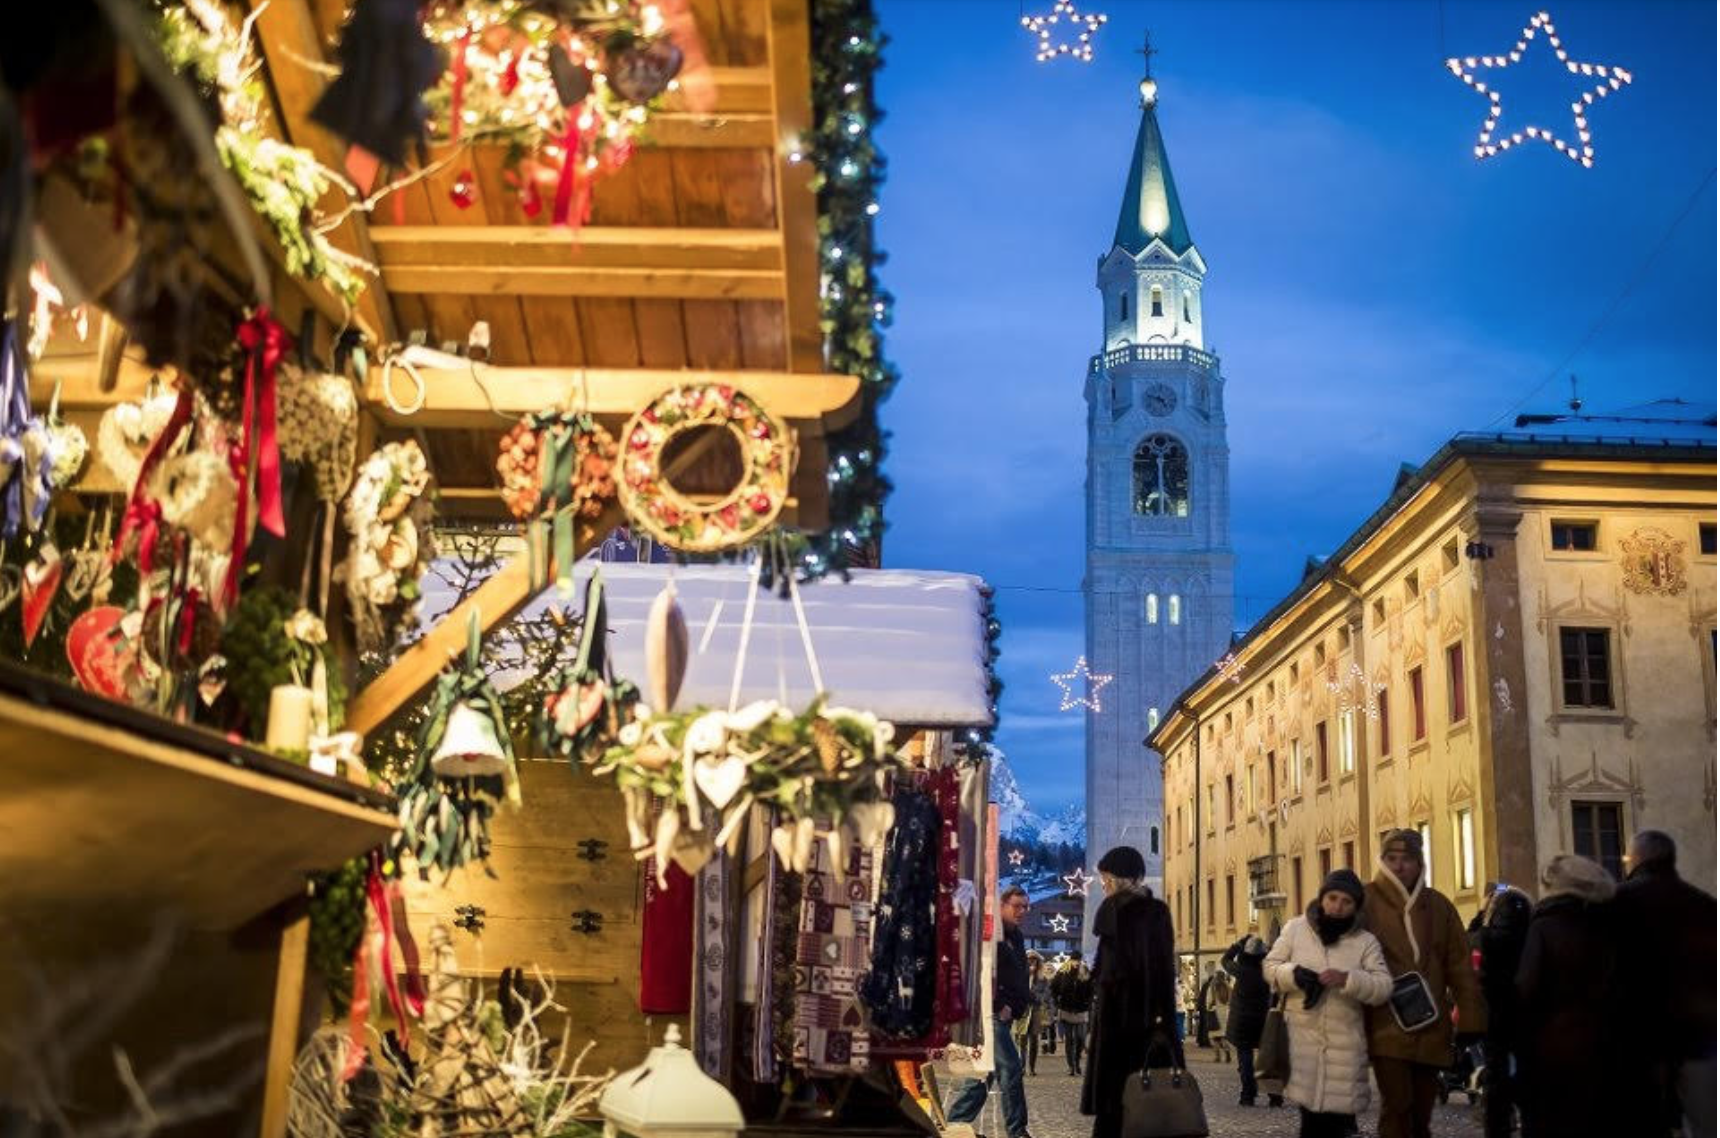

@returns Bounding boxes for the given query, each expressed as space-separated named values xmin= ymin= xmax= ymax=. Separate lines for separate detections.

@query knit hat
xmin=1097 ymin=845 xmax=1146 ymax=881
xmin=1540 ymin=854 xmax=1617 ymax=904
xmin=1241 ymin=935 xmax=1268 ymax=957
xmin=1380 ymin=828 xmax=1425 ymax=863
xmin=1318 ymin=867 xmax=1366 ymax=906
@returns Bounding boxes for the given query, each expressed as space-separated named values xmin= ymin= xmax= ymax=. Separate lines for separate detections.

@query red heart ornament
xmin=66 ymin=605 xmax=134 ymax=699
xmin=21 ymin=547 xmax=63 ymax=649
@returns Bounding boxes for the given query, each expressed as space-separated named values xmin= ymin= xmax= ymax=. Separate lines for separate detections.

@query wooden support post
xmin=767 ymin=0 xmax=823 ymax=373
xmin=258 ymin=907 xmax=311 ymax=1138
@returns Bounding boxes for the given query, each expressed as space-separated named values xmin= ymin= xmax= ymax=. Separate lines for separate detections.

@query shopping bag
xmin=1257 ymin=996 xmax=1291 ymax=1084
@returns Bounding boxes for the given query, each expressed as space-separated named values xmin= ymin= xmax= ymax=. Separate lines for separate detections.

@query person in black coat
xmin=1473 ymin=884 xmax=1532 ymax=1138
xmin=1221 ymin=934 xmax=1276 ymax=1107
xmin=1613 ymin=830 xmax=1717 ymax=1138
xmin=1080 ymin=846 xmax=1181 ymax=1138
xmin=1515 ymin=854 xmax=1656 ymax=1138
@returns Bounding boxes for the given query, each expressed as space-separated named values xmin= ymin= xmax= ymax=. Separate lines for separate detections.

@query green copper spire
xmin=1112 ymin=36 xmax=1194 ymax=256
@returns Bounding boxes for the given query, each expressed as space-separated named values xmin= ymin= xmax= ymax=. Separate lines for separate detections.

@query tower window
xmin=1145 ymin=593 xmax=1159 ymax=624
xmin=1132 ymin=433 xmax=1191 ymax=517
xmin=1151 ymin=285 xmax=1164 ymax=317
xmin=1183 ymin=296 xmax=1191 ymax=322
xmin=1168 ymin=594 xmax=1182 ymax=625
xmin=1119 ymin=292 xmax=1129 ymax=320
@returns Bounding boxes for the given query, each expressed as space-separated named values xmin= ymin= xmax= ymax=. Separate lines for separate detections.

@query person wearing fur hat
xmin=1515 ymin=854 xmax=1657 ymax=1138
xmin=1264 ymin=868 xmax=1392 ymax=1137
xmin=1362 ymin=828 xmax=1487 ymax=1138
xmin=1079 ymin=846 xmax=1180 ymax=1138
xmin=1221 ymin=934 xmax=1276 ymax=1106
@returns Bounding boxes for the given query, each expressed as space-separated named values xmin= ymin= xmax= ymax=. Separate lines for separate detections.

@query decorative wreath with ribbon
xmin=616 ymin=384 xmax=794 ymax=553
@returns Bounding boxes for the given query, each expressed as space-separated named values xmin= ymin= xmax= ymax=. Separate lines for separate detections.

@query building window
xmin=1559 ymin=627 xmax=1613 ymax=708
xmin=1702 ymin=522 xmax=1717 ymax=556
xmin=1150 ymin=825 xmax=1160 ymax=855
xmin=1373 ymin=597 xmax=1387 ymax=626
xmin=1119 ymin=292 xmax=1129 ymax=321
xmin=1182 ymin=296 xmax=1191 ymax=322
xmin=1452 ymin=808 xmax=1476 ymax=891
xmin=1442 ymin=538 xmax=1460 ymax=571
xmin=1418 ymin=821 xmax=1434 ymax=888
xmin=1571 ymin=801 xmax=1624 ymax=878
xmin=1338 ymin=709 xmax=1357 ymax=775
xmin=1318 ymin=847 xmax=1332 ymax=881
xmin=1225 ymin=774 xmax=1235 ymax=827
xmin=1409 ymin=666 xmax=1427 ymax=741
xmin=1446 ymin=642 xmax=1467 ymax=723
xmin=1315 ymin=642 xmax=1327 ymax=667
xmin=1168 ymin=594 xmax=1182 ymax=625
xmin=1206 ymin=784 xmax=1215 ymax=834
xmin=1187 ymin=884 xmax=1196 ymax=932
xmin=1291 ymin=855 xmax=1304 ymax=911
xmin=1315 ymin=721 xmax=1330 ymax=782
xmin=1132 ymin=434 xmax=1191 ymax=517
xmin=1405 ymin=570 xmax=1421 ymax=600
xmin=1290 ymin=662 xmax=1300 ymax=686
xmin=1151 ymin=285 xmax=1164 ymax=317
xmin=1342 ymin=840 xmax=1355 ymax=870
xmin=1247 ymin=765 xmax=1258 ymax=813
xmin=1266 ymin=750 xmax=1277 ymax=801
xmin=1225 ymin=874 xmax=1236 ymax=927
xmin=1290 ymin=738 xmax=1304 ymax=794
xmin=1174 ymin=891 xmax=1181 ymax=933
xmin=1378 ymin=688 xmax=1391 ymax=759
xmin=1145 ymin=592 xmax=1159 ymax=623
xmin=1147 ymin=707 xmax=1160 ymax=731
xmin=1206 ymin=879 xmax=1215 ymax=927
xmin=1551 ymin=520 xmax=1598 ymax=552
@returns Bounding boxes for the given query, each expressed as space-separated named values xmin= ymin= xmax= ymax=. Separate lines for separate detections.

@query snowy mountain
xmin=990 ymin=747 xmax=1085 ymax=848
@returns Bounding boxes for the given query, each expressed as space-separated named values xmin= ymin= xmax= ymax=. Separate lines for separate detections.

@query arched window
xmin=1119 ymin=292 xmax=1129 ymax=320
xmin=1183 ymin=295 xmax=1192 ymax=322
xmin=1150 ymin=285 xmax=1164 ymax=317
xmin=1150 ymin=825 xmax=1161 ymax=855
xmin=1145 ymin=593 xmax=1159 ymax=624
xmin=1133 ymin=434 xmax=1191 ymax=517
xmin=1169 ymin=594 xmax=1182 ymax=625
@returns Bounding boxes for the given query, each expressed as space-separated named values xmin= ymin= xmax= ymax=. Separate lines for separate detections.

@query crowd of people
xmin=944 ymin=829 xmax=1714 ymax=1138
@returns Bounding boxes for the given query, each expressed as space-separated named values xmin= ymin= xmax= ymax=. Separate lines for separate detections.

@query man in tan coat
xmin=1363 ymin=829 xmax=1487 ymax=1138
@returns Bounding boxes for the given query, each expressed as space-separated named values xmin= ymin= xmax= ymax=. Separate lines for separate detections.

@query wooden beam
xmin=645 ymin=113 xmax=775 ymax=149
xmin=246 ymin=0 xmax=398 ymax=344
xmin=363 ymin=363 xmax=861 ymax=431
xmin=766 ymin=0 xmax=824 ymax=372
xmin=258 ymin=909 xmax=311 ymax=1138
xmin=380 ymin=264 xmax=781 ymax=300
xmin=665 ymin=66 xmax=775 ymax=114
xmin=369 ymin=226 xmax=783 ymax=270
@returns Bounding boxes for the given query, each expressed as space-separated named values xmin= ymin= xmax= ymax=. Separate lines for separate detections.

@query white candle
xmin=265 ymin=684 xmax=314 ymax=755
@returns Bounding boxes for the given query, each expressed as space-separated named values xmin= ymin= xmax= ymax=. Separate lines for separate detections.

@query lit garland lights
xmin=800 ymin=0 xmax=899 ymax=577
xmin=1020 ymin=0 xmax=1109 ymax=64
xmin=1445 ymin=10 xmax=1632 ymax=168
xmin=1052 ymin=655 xmax=1113 ymax=713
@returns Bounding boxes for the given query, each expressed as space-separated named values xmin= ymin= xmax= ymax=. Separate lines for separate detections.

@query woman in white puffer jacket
xmin=1264 ymin=868 xmax=1393 ymax=1138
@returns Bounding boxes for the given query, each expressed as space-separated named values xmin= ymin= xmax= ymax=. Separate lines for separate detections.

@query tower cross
xmin=1136 ymin=31 xmax=1157 ymax=81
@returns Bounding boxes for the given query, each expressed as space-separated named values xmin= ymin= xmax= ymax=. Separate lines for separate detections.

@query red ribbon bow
xmin=111 ymin=388 xmax=194 ymax=576
xmin=226 ymin=309 xmax=290 ymax=606
xmin=340 ymin=858 xmax=426 ymax=1083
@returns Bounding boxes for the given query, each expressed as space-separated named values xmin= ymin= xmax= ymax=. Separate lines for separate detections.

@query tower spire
xmin=1112 ymin=36 xmax=1192 ymax=256
xmin=1136 ymin=31 xmax=1158 ymax=105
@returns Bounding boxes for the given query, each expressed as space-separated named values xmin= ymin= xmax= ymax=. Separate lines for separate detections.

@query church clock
xmin=1144 ymin=383 xmax=1178 ymax=417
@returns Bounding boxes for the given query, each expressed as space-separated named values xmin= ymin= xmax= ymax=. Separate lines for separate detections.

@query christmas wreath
xmin=342 ymin=440 xmax=436 ymax=653
xmin=616 ymin=384 xmax=794 ymax=553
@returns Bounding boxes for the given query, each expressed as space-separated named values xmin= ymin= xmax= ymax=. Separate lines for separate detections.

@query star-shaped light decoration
xmin=1008 ymin=849 xmax=1027 ymax=867
xmin=1049 ymin=913 xmax=1073 ymax=933
xmin=1326 ymin=662 xmax=1386 ymax=720
xmin=1446 ymin=10 xmax=1632 ymax=168
xmin=1020 ymin=1 xmax=1109 ymax=64
xmin=1052 ymin=951 xmax=1072 ymax=966
xmin=1052 ymin=656 xmax=1114 ymax=712
xmin=1215 ymin=652 xmax=1246 ymax=685
xmin=1063 ymin=867 xmax=1096 ymax=897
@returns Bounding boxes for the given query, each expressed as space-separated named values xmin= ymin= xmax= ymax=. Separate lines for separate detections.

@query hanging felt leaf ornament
xmin=643 ymin=580 xmax=687 ymax=713
xmin=21 ymin=544 xmax=64 ymax=649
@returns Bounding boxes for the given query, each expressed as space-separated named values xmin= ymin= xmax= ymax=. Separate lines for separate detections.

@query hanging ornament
xmin=1020 ymin=1 xmax=1109 ymax=64
xmin=1445 ymin=10 xmax=1631 ymax=167
xmin=277 ymin=364 xmax=360 ymax=502
xmin=343 ymin=440 xmax=435 ymax=654
xmin=497 ymin=410 xmax=618 ymax=590
xmin=20 ymin=544 xmax=63 ymax=650
xmin=66 ymin=605 xmax=135 ymax=699
xmin=604 ymin=33 xmax=684 ymax=103
xmin=616 ymin=384 xmax=794 ymax=554
xmin=538 ymin=571 xmax=639 ymax=763
xmin=0 ymin=324 xmax=54 ymax=538
xmin=1215 ymin=651 xmax=1246 ymax=686
xmin=1051 ymin=655 xmax=1113 ymax=713
xmin=644 ymin=580 xmax=688 ymax=713
xmin=548 ymin=42 xmax=594 ymax=106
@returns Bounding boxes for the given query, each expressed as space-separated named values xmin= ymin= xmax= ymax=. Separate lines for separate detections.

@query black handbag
xmin=1387 ymin=971 xmax=1440 ymax=1033
xmin=1257 ymin=995 xmax=1291 ymax=1084
xmin=1119 ymin=1037 xmax=1209 ymax=1138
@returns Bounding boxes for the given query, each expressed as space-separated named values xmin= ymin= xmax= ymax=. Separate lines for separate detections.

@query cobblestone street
xmin=956 ymin=1045 xmax=1485 ymax=1138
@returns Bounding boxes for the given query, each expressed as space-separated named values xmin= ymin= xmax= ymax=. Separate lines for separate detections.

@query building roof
xmin=1112 ymin=91 xmax=1194 ymax=257
xmin=1147 ymin=402 xmax=1716 ymax=749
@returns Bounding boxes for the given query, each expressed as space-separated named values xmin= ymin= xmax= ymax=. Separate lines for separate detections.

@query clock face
xmin=1145 ymin=383 xmax=1178 ymax=417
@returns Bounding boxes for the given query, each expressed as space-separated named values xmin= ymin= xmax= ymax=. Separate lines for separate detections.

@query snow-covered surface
xmin=422 ymin=562 xmax=996 ymax=728
xmin=1482 ymin=398 xmax=1717 ymax=445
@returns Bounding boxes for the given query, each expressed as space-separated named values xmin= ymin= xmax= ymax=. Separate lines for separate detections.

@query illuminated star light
xmin=1063 ymin=867 xmax=1096 ymax=897
xmin=1053 ymin=952 xmax=1072 ymax=966
xmin=1052 ymin=656 xmax=1114 ymax=712
xmin=1326 ymin=662 xmax=1386 ymax=720
xmin=1049 ymin=913 xmax=1073 ymax=933
xmin=1020 ymin=1 xmax=1109 ymax=64
xmin=1008 ymin=849 xmax=1027 ymax=867
xmin=1445 ymin=10 xmax=1632 ymax=168
xmin=1215 ymin=652 xmax=1246 ymax=685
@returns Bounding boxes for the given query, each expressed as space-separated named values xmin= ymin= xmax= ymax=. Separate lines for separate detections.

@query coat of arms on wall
xmin=1619 ymin=527 xmax=1687 ymax=596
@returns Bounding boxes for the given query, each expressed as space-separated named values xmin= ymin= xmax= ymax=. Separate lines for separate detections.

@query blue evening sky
xmin=870 ymin=0 xmax=1717 ymax=813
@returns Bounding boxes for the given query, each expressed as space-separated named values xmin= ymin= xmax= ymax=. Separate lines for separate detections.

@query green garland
xmin=959 ymin=590 xmax=1003 ymax=755
xmin=803 ymin=0 xmax=897 ymax=575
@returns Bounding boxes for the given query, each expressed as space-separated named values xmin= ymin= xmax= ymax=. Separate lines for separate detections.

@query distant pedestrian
xmin=1363 ymin=829 xmax=1487 ymax=1138
xmin=1079 ymin=846 xmax=1180 ymax=1138
xmin=1222 ymin=934 xmax=1278 ymax=1107
xmin=1194 ymin=966 xmax=1214 ymax=1049
xmin=1208 ymin=969 xmax=1233 ymax=1064
xmin=1515 ymin=854 xmax=1654 ymax=1138
xmin=1051 ymin=957 xmax=1093 ymax=1075
xmin=1472 ymin=884 xmax=1533 ymax=1138
xmin=948 ymin=885 xmax=1035 ymax=1138
xmin=1025 ymin=952 xmax=1051 ymax=1075
xmin=1265 ymin=869 xmax=1391 ymax=1138
xmin=1613 ymin=830 xmax=1716 ymax=1138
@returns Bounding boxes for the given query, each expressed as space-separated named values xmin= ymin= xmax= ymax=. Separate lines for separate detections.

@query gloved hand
xmin=1291 ymin=966 xmax=1325 ymax=1010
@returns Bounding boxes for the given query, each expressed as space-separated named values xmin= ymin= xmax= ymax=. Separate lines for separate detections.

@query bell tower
xmin=1084 ymin=42 xmax=1236 ymax=909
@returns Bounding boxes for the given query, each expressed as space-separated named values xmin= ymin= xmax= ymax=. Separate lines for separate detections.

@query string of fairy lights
xmin=1019 ymin=0 xmax=1109 ymax=63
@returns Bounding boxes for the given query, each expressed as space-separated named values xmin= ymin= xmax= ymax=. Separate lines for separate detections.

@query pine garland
xmin=804 ymin=0 xmax=896 ymax=575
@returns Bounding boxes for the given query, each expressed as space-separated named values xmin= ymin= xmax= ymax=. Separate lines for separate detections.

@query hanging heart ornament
xmin=66 ymin=605 xmax=134 ymax=698
xmin=21 ymin=544 xmax=63 ymax=648
xmin=692 ymin=754 xmax=747 ymax=810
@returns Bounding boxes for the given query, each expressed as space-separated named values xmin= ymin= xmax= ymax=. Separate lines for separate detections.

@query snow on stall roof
xmin=421 ymin=561 xmax=996 ymax=728
xmin=1488 ymin=397 xmax=1717 ymax=446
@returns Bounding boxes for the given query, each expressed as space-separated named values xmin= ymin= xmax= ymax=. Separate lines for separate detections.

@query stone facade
xmin=1152 ymin=422 xmax=1716 ymax=965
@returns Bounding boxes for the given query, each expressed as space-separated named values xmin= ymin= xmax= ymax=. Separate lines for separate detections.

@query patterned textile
xmin=933 ymin=768 xmax=971 ymax=1031
xmin=770 ymin=863 xmax=803 ymax=1073
xmin=792 ymin=839 xmax=876 ymax=1073
xmin=859 ymin=783 xmax=942 ymax=1039
xmin=694 ymin=853 xmax=732 ymax=1079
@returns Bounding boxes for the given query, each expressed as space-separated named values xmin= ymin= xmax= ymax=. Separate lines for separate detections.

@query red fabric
xmin=112 ymin=388 xmax=193 ymax=575
xmin=933 ymin=766 xmax=970 ymax=1028
xmin=227 ymin=309 xmax=290 ymax=606
xmin=640 ymin=859 xmax=696 ymax=1015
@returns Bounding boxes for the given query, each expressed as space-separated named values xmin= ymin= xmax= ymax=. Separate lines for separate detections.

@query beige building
xmin=1150 ymin=408 xmax=1716 ymax=964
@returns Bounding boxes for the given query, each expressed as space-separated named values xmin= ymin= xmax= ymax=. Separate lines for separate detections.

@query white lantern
xmin=600 ymin=1025 xmax=744 ymax=1138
